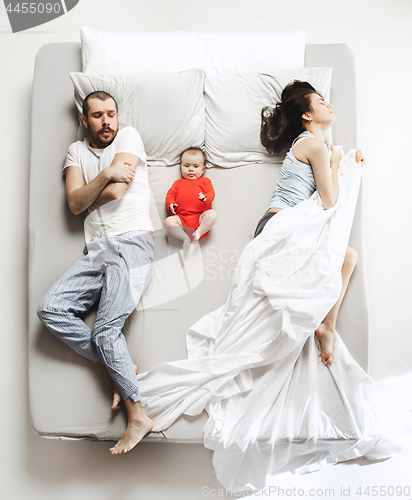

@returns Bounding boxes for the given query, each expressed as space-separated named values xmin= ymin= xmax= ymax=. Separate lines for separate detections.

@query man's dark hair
xmin=82 ymin=91 xmax=118 ymax=118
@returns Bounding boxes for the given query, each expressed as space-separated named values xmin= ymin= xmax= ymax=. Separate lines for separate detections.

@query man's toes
xmin=110 ymin=443 xmax=122 ymax=454
xmin=111 ymin=393 xmax=122 ymax=410
xmin=110 ymin=441 xmax=127 ymax=455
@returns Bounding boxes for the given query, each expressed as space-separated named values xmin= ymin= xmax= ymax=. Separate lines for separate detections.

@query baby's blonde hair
xmin=179 ymin=146 xmax=207 ymax=166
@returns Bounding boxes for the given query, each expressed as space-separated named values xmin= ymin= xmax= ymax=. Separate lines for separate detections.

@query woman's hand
xmin=355 ymin=149 xmax=366 ymax=167
xmin=330 ymin=145 xmax=342 ymax=166
xmin=169 ymin=203 xmax=178 ymax=214
xmin=198 ymin=192 xmax=206 ymax=202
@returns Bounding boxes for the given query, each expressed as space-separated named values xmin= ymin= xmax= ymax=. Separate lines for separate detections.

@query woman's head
xmin=302 ymin=93 xmax=335 ymax=128
xmin=260 ymin=81 xmax=321 ymax=154
xmin=179 ymin=147 xmax=207 ymax=180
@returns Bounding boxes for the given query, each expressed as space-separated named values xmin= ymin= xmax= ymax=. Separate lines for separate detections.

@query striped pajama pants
xmin=37 ymin=231 xmax=156 ymax=402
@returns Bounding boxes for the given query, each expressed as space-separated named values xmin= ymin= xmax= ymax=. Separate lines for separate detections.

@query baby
xmin=165 ymin=147 xmax=217 ymax=248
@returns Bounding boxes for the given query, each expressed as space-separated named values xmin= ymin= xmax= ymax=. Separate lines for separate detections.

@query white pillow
xmin=81 ymin=27 xmax=307 ymax=75
xmin=69 ymin=70 xmax=205 ymax=166
xmin=204 ymin=67 xmax=333 ymax=168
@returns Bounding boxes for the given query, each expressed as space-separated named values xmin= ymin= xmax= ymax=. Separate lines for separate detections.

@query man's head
xmin=82 ymin=91 xmax=119 ymax=149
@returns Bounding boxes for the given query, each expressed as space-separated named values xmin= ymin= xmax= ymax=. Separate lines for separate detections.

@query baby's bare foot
xmin=110 ymin=401 xmax=153 ymax=454
xmin=182 ymin=235 xmax=192 ymax=248
xmin=315 ymin=323 xmax=335 ymax=366
xmin=111 ymin=363 xmax=138 ymax=410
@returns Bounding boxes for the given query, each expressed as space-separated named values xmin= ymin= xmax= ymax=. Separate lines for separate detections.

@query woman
xmin=139 ymin=82 xmax=411 ymax=492
xmin=258 ymin=80 xmax=365 ymax=366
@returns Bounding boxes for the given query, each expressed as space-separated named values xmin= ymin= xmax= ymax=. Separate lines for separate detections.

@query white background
xmin=1 ymin=0 xmax=412 ymax=498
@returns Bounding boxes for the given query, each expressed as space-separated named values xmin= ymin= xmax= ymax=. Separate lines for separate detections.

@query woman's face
xmin=305 ymin=93 xmax=336 ymax=126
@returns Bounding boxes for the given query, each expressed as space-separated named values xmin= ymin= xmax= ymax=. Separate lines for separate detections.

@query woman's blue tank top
xmin=268 ymin=131 xmax=317 ymax=210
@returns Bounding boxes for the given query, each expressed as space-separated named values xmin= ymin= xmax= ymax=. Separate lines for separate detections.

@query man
xmin=38 ymin=91 xmax=155 ymax=454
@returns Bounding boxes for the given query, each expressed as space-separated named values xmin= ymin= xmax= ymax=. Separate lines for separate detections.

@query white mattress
xmin=29 ymin=42 xmax=367 ymax=443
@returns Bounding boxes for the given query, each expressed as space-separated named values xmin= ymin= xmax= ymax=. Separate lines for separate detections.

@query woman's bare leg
xmin=165 ymin=215 xmax=191 ymax=248
xmin=315 ymin=246 xmax=357 ymax=366
xmin=193 ymin=209 xmax=217 ymax=241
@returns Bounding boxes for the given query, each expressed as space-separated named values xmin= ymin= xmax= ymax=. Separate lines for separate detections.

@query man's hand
xmin=169 ymin=203 xmax=178 ymax=215
xmin=107 ymin=161 xmax=136 ymax=184
xmin=94 ymin=152 xmax=139 ymax=207
xmin=198 ymin=192 xmax=206 ymax=202
xmin=65 ymin=152 xmax=140 ymax=215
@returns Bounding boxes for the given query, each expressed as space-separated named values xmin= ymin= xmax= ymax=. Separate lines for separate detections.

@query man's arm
xmin=94 ymin=152 xmax=140 ymax=207
xmin=65 ymin=153 xmax=138 ymax=215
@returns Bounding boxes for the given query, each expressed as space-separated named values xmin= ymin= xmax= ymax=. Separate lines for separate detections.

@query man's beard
xmin=91 ymin=126 xmax=118 ymax=148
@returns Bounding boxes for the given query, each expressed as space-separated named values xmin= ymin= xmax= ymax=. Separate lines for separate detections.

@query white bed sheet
xmin=137 ymin=151 xmax=412 ymax=491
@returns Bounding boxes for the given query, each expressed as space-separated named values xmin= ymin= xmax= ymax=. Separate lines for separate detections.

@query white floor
xmin=264 ymin=451 xmax=412 ymax=500
xmin=1 ymin=1 xmax=412 ymax=499
xmin=7 ymin=429 xmax=412 ymax=499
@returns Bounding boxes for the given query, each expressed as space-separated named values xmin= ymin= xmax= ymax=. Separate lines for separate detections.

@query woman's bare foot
xmin=192 ymin=230 xmax=200 ymax=241
xmin=111 ymin=363 xmax=138 ymax=410
xmin=110 ymin=401 xmax=153 ymax=454
xmin=315 ymin=323 xmax=335 ymax=366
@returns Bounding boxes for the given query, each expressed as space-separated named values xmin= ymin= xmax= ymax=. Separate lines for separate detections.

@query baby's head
xmin=179 ymin=147 xmax=207 ymax=180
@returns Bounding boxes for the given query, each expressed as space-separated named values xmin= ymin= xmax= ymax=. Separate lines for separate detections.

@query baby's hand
xmin=169 ymin=203 xmax=178 ymax=214
xmin=355 ymin=149 xmax=366 ymax=167
xmin=198 ymin=192 xmax=206 ymax=202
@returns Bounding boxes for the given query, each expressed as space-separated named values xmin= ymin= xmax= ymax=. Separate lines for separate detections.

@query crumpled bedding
xmin=138 ymin=150 xmax=412 ymax=492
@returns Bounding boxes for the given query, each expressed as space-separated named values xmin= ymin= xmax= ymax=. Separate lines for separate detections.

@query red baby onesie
xmin=166 ymin=177 xmax=215 ymax=239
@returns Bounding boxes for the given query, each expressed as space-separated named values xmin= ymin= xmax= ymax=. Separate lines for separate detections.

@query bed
xmin=29 ymin=30 xmax=368 ymax=448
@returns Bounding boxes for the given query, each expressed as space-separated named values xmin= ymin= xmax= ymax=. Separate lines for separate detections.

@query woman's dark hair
xmin=260 ymin=81 xmax=319 ymax=154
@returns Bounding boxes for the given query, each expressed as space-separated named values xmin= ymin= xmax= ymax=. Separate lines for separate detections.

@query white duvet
xmin=138 ymin=150 xmax=412 ymax=492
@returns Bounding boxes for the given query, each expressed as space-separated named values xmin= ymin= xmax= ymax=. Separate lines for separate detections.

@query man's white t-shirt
xmin=63 ymin=126 xmax=153 ymax=243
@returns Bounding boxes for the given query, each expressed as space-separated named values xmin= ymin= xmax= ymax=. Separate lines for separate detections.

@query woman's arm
xmin=296 ymin=138 xmax=341 ymax=209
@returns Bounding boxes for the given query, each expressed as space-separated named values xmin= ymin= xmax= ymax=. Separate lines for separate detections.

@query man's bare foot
xmin=111 ymin=363 xmax=138 ymax=410
xmin=110 ymin=401 xmax=153 ymax=454
xmin=315 ymin=323 xmax=335 ymax=366
xmin=111 ymin=387 xmax=122 ymax=411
